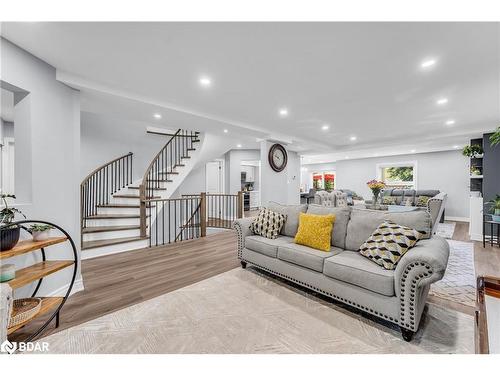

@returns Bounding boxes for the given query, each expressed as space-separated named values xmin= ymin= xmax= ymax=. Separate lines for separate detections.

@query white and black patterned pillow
xmin=249 ymin=208 xmax=287 ymax=239
xmin=359 ymin=221 xmax=424 ymax=270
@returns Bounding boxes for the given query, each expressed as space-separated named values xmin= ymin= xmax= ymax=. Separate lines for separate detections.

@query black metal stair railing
xmin=139 ymin=129 xmax=199 ymax=236
xmin=80 ymin=152 xmax=133 ymax=244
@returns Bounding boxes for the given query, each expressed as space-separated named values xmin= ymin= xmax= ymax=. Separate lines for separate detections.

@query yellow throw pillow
xmin=294 ymin=212 xmax=335 ymax=252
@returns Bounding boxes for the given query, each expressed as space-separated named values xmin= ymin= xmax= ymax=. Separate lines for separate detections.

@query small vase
xmin=373 ymin=192 xmax=380 ymax=206
xmin=32 ymin=230 xmax=50 ymax=242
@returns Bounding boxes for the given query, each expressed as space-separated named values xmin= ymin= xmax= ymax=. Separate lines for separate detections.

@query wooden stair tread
xmin=85 ymin=214 xmax=147 ymax=219
xmin=7 ymin=261 xmax=74 ymax=290
xmin=96 ymin=204 xmax=154 ymax=208
xmin=174 ymin=164 xmax=186 ymax=167
xmin=82 ymin=225 xmax=140 ymax=234
xmin=128 ymin=186 xmax=167 ymax=191
xmin=82 ymin=236 xmax=149 ymax=250
xmin=187 ymin=148 xmax=196 ymax=151
xmin=159 ymin=171 xmax=179 ymax=175
xmin=0 ymin=237 xmax=67 ymax=260
xmin=147 ymin=179 xmax=173 ymax=183
xmin=7 ymin=297 xmax=63 ymax=335
xmin=111 ymin=194 xmax=160 ymax=199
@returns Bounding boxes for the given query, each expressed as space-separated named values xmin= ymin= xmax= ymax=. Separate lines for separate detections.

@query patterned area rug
xmin=435 ymin=222 xmax=456 ymax=239
xmin=429 ymin=240 xmax=476 ymax=308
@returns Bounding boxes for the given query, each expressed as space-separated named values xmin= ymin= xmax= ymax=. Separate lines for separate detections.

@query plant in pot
xmin=490 ymin=126 xmax=500 ymax=147
xmin=29 ymin=224 xmax=54 ymax=242
xmin=486 ymin=195 xmax=500 ymax=223
xmin=0 ymin=194 xmax=26 ymax=251
xmin=462 ymin=144 xmax=484 ymax=158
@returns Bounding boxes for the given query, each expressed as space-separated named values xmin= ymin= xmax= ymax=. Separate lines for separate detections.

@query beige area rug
xmin=429 ymin=240 xmax=476 ymax=308
xmin=37 ymin=268 xmax=474 ymax=354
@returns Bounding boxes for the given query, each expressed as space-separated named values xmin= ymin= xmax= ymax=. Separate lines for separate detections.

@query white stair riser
xmin=110 ymin=197 xmax=141 ymax=205
xmin=97 ymin=206 xmax=142 ymax=215
xmin=83 ymin=228 xmax=142 ymax=242
xmin=84 ymin=217 xmax=141 ymax=226
xmin=81 ymin=239 xmax=149 ymax=260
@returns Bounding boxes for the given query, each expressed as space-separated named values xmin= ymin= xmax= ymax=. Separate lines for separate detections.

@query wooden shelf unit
xmin=7 ymin=260 xmax=74 ymax=290
xmin=7 ymin=297 xmax=63 ymax=335
xmin=0 ymin=237 xmax=67 ymax=260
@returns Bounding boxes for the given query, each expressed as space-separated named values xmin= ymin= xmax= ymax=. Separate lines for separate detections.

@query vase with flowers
xmin=367 ymin=180 xmax=386 ymax=207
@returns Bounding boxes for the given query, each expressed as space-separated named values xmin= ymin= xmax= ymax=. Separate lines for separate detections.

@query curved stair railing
xmin=139 ymin=129 xmax=200 ymax=236
xmin=80 ymin=152 xmax=133 ymax=245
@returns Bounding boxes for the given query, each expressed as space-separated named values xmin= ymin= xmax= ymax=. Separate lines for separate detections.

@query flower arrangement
xmin=367 ymin=180 xmax=386 ymax=205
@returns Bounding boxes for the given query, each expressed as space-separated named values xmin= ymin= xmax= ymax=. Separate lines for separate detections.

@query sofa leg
xmin=240 ymin=261 xmax=247 ymax=269
xmin=401 ymin=328 xmax=414 ymax=342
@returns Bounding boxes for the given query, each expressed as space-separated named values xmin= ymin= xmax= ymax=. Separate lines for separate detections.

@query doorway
xmin=205 ymin=159 xmax=225 ymax=194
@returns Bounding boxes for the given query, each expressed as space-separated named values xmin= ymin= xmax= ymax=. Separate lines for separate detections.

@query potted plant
xmin=462 ymin=144 xmax=484 ymax=158
xmin=0 ymin=194 xmax=26 ymax=251
xmin=490 ymin=126 xmax=500 ymax=147
xmin=30 ymin=224 xmax=54 ymax=242
xmin=470 ymin=166 xmax=482 ymax=176
xmin=486 ymin=195 xmax=500 ymax=223
xmin=366 ymin=180 xmax=386 ymax=206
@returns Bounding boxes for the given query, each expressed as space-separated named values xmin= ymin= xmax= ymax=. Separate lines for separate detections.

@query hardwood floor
xmin=10 ymin=230 xmax=239 ymax=342
xmin=10 ymin=219 xmax=500 ymax=342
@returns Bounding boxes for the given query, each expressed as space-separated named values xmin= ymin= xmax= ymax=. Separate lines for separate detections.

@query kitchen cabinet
xmin=241 ymin=165 xmax=255 ymax=182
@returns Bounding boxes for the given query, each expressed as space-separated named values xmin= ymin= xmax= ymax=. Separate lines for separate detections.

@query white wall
xmin=171 ymin=164 xmax=206 ymax=197
xmin=80 ymin=112 xmax=166 ymax=181
xmin=1 ymin=38 xmax=82 ymax=296
xmin=334 ymin=150 xmax=469 ymax=219
xmin=260 ymin=141 xmax=300 ymax=205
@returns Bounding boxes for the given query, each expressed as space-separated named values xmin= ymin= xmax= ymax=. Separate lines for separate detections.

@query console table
xmin=483 ymin=215 xmax=500 ymax=248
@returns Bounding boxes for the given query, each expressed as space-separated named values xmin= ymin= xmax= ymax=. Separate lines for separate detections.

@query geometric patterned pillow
xmin=359 ymin=221 xmax=424 ymax=270
xmin=249 ymin=208 xmax=287 ymax=239
xmin=416 ymin=195 xmax=430 ymax=207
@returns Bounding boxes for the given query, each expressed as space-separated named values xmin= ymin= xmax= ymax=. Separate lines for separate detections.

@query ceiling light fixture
xmin=436 ymin=98 xmax=448 ymax=105
xmin=421 ymin=59 xmax=437 ymax=69
xmin=453 ymin=145 xmax=460 ymax=149
xmin=410 ymin=149 xmax=416 ymax=153
xmin=279 ymin=108 xmax=289 ymax=117
xmin=350 ymin=136 xmax=357 ymax=141
xmin=223 ymin=129 xmax=228 ymax=133
xmin=445 ymin=120 xmax=456 ymax=126
xmin=345 ymin=156 xmax=349 ymax=159
xmin=237 ymin=144 xmax=242 ymax=148
xmin=199 ymin=76 xmax=212 ymax=87
xmin=153 ymin=113 xmax=162 ymax=119
xmin=321 ymin=124 xmax=330 ymax=131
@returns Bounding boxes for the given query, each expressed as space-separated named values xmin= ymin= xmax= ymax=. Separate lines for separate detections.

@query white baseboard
xmin=45 ymin=277 xmax=85 ymax=297
xmin=445 ymin=216 xmax=470 ymax=222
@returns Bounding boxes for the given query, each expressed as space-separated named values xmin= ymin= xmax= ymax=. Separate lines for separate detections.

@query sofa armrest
xmin=394 ymin=236 xmax=450 ymax=331
xmin=232 ymin=217 xmax=255 ymax=258
xmin=427 ymin=192 xmax=447 ymax=234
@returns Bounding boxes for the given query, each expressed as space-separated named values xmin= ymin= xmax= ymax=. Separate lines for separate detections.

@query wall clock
xmin=268 ymin=143 xmax=288 ymax=172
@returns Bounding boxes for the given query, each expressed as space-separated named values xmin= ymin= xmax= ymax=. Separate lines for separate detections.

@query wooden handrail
xmin=80 ymin=152 xmax=132 ymax=188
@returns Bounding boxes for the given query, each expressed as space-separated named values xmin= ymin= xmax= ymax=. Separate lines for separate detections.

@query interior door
xmin=206 ymin=160 xmax=224 ymax=220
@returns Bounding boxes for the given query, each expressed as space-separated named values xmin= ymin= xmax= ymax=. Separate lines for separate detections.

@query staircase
xmin=80 ymin=129 xmax=201 ymax=259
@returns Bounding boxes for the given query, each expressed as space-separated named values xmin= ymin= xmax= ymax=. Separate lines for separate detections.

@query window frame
xmin=376 ymin=161 xmax=418 ymax=189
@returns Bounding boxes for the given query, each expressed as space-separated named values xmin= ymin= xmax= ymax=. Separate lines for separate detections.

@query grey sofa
xmin=233 ymin=203 xmax=450 ymax=341
xmin=314 ymin=190 xmax=348 ymax=207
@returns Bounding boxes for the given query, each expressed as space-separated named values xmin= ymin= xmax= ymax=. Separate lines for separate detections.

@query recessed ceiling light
xmin=421 ymin=59 xmax=437 ymax=69
xmin=153 ymin=113 xmax=162 ymax=119
xmin=236 ymin=144 xmax=242 ymax=148
xmin=345 ymin=156 xmax=349 ymax=159
xmin=453 ymin=145 xmax=460 ymax=149
xmin=321 ymin=124 xmax=330 ymax=131
xmin=436 ymin=98 xmax=448 ymax=105
xmin=278 ymin=108 xmax=289 ymax=117
xmin=374 ymin=153 xmax=379 ymax=157
xmin=350 ymin=136 xmax=357 ymax=141
xmin=410 ymin=149 xmax=416 ymax=153
xmin=445 ymin=120 xmax=456 ymax=126
xmin=199 ymin=76 xmax=212 ymax=87
xmin=223 ymin=129 xmax=228 ymax=133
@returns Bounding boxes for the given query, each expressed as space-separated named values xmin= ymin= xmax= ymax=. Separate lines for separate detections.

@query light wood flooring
xmin=10 ymin=220 xmax=500 ymax=343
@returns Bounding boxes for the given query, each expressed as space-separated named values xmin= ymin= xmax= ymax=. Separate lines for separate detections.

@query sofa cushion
xmin=359 ymin=221 xmax=424 ymax=270
xmin=267 ymin=202 xmax=307 ymax=237
xmin=294 ymin=212 xmax=335 ymax=251
xmin=278 ymin=243 xmax=342 ymax=272
xmin=416 ymin=195 xmax=430 ymax=207
xmin=250 ymin=208 xmax=287 ymax=239
xmin=323 ymin=252 xmax=395 ymax=296
xmin=345 ymin=208 xmax=431 ymax=251
xmin=382 ymin=196 xmax=397 ymax=205
xmin=415 ymin=189 xmax=439 ymax=197
xmin=306 ymin=205 xmax=351 ymax=248
xmin=245 ymin=235 xmax=294 ymax=258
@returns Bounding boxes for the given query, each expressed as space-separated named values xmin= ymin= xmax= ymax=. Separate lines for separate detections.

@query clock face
xmin=268 ymin=144 xmax=288 ymax=172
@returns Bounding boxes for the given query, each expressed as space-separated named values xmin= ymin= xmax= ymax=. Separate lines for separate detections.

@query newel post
xmin=237 ymin=191 xmax=244 ymax=219
xmin=200 ymin=192 xmax=207 ymax=237
xmin=139 ymin=184 xmax=147 ymax=237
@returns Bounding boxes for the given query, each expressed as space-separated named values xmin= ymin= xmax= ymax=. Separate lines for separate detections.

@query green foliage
xmin=0 ymin=193 xmax=26 ymax=225
xmin=462 ymin=144 xmax=483 ymax=158
xmin=29 ymin=224 xmax=54 ymax=232
xmin=385 ymin=167 xmax=414 ymax=182
xmin=486 ymin=195 xmax=500 ymax=212
xmin=490 ymin=127 xmax=500 ymax=147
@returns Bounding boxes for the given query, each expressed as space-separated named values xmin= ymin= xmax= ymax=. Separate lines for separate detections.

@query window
xmin=377 ymin=162 xmax=417 ymax=189
xmin=312 ymin=171 xmax=336 ymax=191
xmin=312 ymin=173 xmax=323 ymax=189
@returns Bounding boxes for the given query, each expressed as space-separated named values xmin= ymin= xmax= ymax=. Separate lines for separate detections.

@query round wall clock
xmin=268 ymin=143 xmax=288 ymax=172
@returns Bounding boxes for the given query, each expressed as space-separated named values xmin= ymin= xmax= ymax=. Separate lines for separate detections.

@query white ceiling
xmin=2 ymin=22 xmax=499 ymax=161
xmin=1 ymin=88 xmax=14 ymax=122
